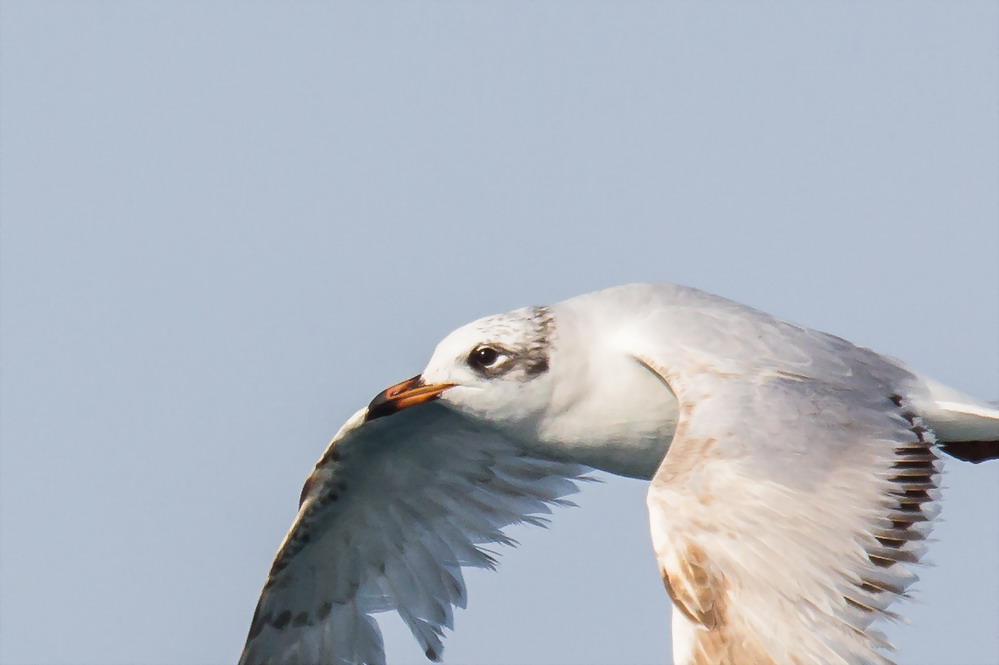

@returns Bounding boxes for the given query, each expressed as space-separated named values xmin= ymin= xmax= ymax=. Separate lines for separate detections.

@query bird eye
xmin=468 ymin=345 xmax=505 ymax=372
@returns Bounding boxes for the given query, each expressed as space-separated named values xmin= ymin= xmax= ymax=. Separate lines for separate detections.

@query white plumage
xmin=240 ymin=283 xmax=998 ymax=665
xmin=240 ymin=406 xmax=588 ymax=665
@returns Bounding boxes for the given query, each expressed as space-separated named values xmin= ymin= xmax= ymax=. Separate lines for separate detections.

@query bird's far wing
xmin=914 ymin=376 xmax=999 ymax=463
xmin=636 ymin=354 xmax=938 ymax=665
xmin=239 ymin=403 xmax=588 ymax=665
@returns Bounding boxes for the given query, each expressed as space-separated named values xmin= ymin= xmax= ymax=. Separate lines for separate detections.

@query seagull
xmin=238 ymin=283 xmax=998 ymax=665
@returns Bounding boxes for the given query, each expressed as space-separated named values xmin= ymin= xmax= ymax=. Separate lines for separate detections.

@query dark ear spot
xmin=525 ymin=357 xmax=549 ymax=375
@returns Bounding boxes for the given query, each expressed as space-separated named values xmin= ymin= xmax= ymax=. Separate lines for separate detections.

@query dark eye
xmin=468 ymin=345 xmax=504 ymax=372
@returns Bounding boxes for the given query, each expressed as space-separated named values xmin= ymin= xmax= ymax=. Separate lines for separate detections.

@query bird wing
xmin=239 ymin=402 xmax=588 ymax=665
xmin=634 ymin=345 xmax=938 ymax=665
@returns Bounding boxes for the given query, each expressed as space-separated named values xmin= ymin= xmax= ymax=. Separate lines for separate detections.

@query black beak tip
xmin=365 ymin=388 xmax=398 ymax=422
xmin=364 ymin=374 xmax=423 ymax=422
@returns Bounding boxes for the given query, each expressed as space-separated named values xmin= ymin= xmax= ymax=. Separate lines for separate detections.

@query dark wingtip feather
xmin=938 ymin=440 xmax=999 ymax=464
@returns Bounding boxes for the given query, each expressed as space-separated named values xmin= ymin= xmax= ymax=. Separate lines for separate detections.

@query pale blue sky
xmin=1 ymin=2 xmax=997 ymax=664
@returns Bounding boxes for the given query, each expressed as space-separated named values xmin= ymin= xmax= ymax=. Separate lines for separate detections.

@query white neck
xmin=531 ymin=345 xmax=679 ymax=480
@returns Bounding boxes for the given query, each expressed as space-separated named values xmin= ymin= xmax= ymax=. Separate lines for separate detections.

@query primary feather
xmin=239 ymin=404 xmax=588 ymax=665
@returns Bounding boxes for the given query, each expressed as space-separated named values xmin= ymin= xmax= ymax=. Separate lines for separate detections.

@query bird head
xmin=365 ymin=306 xmax=558 ymax=443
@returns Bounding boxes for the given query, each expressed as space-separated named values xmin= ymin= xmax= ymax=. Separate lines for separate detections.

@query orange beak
xmin=365 ymin=375 xmax=456 ymax=422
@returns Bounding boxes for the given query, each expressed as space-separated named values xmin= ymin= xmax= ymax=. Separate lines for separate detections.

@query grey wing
xmin=560 ymin=282 xmax=992 ymax=663
xmin=634 ymin=347 xmax=938 ymax=665
xmin=239 ymin=403 xmax=588 ymax=665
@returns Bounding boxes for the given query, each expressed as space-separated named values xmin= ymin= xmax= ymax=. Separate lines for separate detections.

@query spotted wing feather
xmin=574 ymin=283 xmax=947 ymax=665
xmin=635 ymin=353 xmax=938 ymax=665
xmin=239 ymin=403 xmax=587 ymax=665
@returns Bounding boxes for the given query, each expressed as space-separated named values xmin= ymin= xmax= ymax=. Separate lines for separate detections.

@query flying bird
xmin=239 ymin=283 xmax=998 ymax=665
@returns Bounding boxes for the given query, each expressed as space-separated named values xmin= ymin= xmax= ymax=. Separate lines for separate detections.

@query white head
xmin=364 ymin=300 xmax=677 ymax=479
xmin=365 ymin=306 xmax=557 ymax=442
xmin=422 ymin=306 xmax=557 ymax=432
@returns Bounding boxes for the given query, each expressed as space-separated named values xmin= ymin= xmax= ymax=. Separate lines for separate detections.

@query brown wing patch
xmin=661 ymin=542 xmax=777 ymax=665
xmin=689 ymin=628 xmax=779 ymax=665
xmin=660 ymin=542 xmax=726 ymax=629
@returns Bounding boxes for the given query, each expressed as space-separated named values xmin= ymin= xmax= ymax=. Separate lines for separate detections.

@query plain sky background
xmin=1 ymin=2 xmax=997 ymax=665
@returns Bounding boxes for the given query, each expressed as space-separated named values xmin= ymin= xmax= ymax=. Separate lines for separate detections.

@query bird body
xmin=239 ymin=283 xmax=998 ymax=665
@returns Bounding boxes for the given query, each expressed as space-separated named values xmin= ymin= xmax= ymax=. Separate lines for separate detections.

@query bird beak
xmin=365 ymin=375 xmax=456 ymax=422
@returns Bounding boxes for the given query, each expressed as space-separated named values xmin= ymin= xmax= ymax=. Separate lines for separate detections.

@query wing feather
xmin=637 ymin=347 xmax=939 ymax=665
xmin=239 ymin=403 xmax=588 ymax=665
xmin=587 ymin=285 xmax=945 ymax=665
